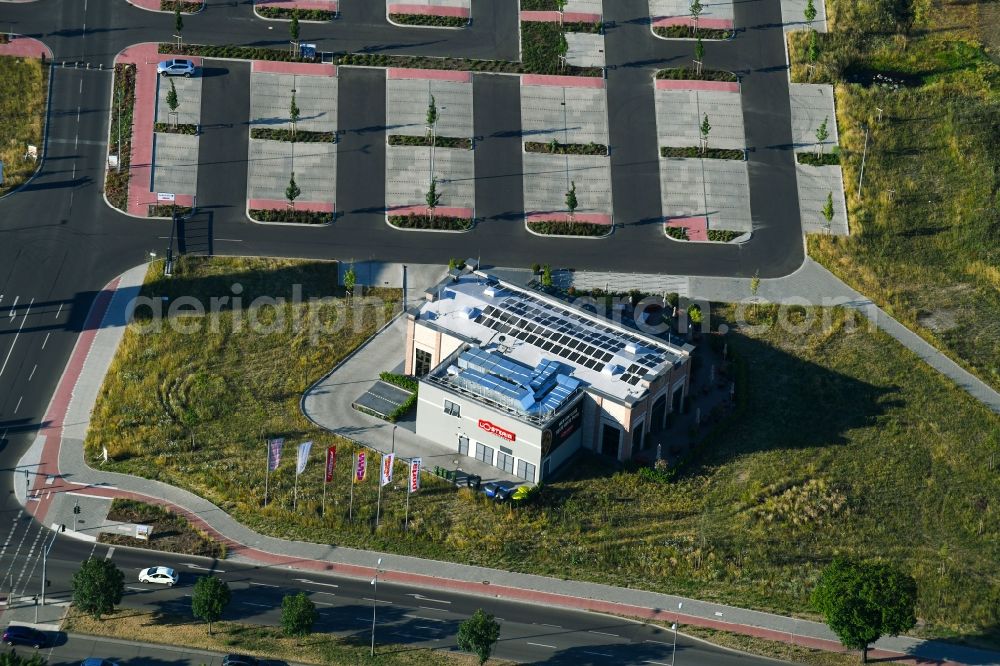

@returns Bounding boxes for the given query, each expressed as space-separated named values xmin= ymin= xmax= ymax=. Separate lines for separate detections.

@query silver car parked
xmin=157 ymin=58 xmax=196 ymax=77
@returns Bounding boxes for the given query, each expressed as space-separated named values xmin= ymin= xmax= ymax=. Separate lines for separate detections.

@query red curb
xmin=652 ymin=16 xmax=733 ymax=30
xmin=0 ymin=35 xmax=52 ymax=59
xmin=256 ymin=0 xmax=339 ymax=10
xmin=388 ymin=3 xmax=470 ymax=18
xmin=249 ymin=198 xmax=334 ymax=212
xmin=388 ymin=205 xmax=473 ymax=218
xmin=526 ymin=212 xmax=611 ymax=224
xmin=387 ymin=67 xmax=471 ymax=83
xmin=656 ymin=78 xmax=739 ymax=92
xmin=519 ymin=10 xmax=602 ymax=23
xmin=665 ymin=215 xmax=708 ymax=241
xmin=251 ymin=59 xmax=337 ymax=76
xmin=522 ymin=74 xmax=605 ymax=88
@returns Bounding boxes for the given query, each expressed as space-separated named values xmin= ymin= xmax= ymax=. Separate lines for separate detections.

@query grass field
xmin=63 ymin=609 xmax=492 ymax=665
xmin=788 ymin=0 xmax=1000 ymax=391
xmin=0 ymin=55 xmax=47 ymax=196
xmin=85 ymin=258 xmax=1000 ymax=646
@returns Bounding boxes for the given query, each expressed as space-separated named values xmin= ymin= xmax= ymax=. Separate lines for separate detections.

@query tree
xmin=286 ymin=172 xmax=301 ymax=208
xmin=166 ymin=78 xmax=179 ymax=128
xmin=281 ymin=591 xmax=318 ymax=637
xmin=174 ymin=6 xmax=183 ymax=35
xmin=808 ymin=29 xmax=820 ymax=64
xmin=821 ymin=191 xmax=835 ymax=229
xmin=811 ymin=558 xmax=917 ymax=664
xmin=71 ymin=557 xmax=124 ymax=619
xmin=457 ymin=609 xmax=501 ymax=665
xmin=191 ymin=575 xmax=231 ymax=636
xmin=541 ymin=265 xmax=553 ymax=288
xmin=426 ymin=94 xmax=438 ymax=137
xmin=694 ymin=36 xmax=704 ymax=75
xmin=289 ymin=90 xmax=300 ymax=139
xmin=815 ymin=116 xmax=829 ymax=156
xmin=749 ymin=270 xmax=761 ymax=318
xmin=699 ymin=113 xmax=711 ymax=154
xmin=557 ymin=32 xmax=568 ymax=71
xmin=344 ymin=264 xmax=357 ymax=294
xmin=689 ymin=0 xmax=703 ymax=35
xmin=426 ymin=177 xmax=442 ymax=224
xmin=555 ymin=0 xmax=567 ymax=24
xmin=548 ymin=137 xmax=560 ymax=153
xmin=290 ymin=10 xmax=300 ymax=53
xmin=804 ymin=0 xmax=817 ymax=25
xmin=565 ymin=181 xmax=578 ymax=219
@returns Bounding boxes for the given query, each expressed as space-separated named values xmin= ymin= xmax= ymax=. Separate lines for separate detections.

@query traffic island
xmin=649 ymin=0 xmax=734 ymax=39
xmin=98 ymin=498 xmax=226 ymax=558
xmin=526 ymin=214 xmax=612 ymax=238
xmin=254 ymin=0 xmax=339 ymax=22
xmin=247 ymin=60 xmax=338 ymax=223
xmin=151 ymin=71 xmax=202 ymax=217
xmin=0 ymin=36 xmax=51 ymax=198
xmin=385 ymin=69 xmax=475 ymax=231
xmin=386 ymin=1 xmax=471 ymax=28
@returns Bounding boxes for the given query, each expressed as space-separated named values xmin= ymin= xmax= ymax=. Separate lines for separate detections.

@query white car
xmin=138 ymin=566 xmax=178 ymax=586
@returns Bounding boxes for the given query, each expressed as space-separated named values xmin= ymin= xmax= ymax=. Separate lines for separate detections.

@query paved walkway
xmin=12 ymin=261 xmax=1000 ymax=666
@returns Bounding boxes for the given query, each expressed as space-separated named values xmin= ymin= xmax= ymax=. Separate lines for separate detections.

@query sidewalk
xmin=14 ymin=262 xmax=1000 ymax=666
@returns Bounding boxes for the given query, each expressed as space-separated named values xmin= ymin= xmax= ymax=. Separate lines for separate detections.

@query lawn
xmin=85 ymin=259 xmax=1000 ymax=646
xmin=63 ymin=609 xmax=489 ymax=666
xmin=788 ymin=0 xmax=1000 ymax=391
xmin=0 ymin=55 xmax=47 ymax=196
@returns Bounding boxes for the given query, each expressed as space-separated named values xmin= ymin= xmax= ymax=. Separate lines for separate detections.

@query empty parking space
xmin=523 ymin=152 xmax=612 ymax=217
xmin=250 ymin=72 xmax=338 ymax=133
xmin=789 ymin=82 xmax=838 ymax=151
xmin=565 ymin=33 xmax=605 ymax=69
xmin=520 ymin=84 xmax=608 ymax=146
xmin=797 ymin=164 xmax=848 ymax=235
xmin=386 ymin=145 xmax=475 ymax=212
xmin=660 ymin=157 xmax=751 ymax=232
xmin=248 ymin=139 xmax=336 ymax=203
xmin=155 ymin=75 xmax=202 ymax=126
xmin=649 ymin=0 xmax=734 ymax=28
xmin=386 ymin=76 xmax=473 ymax=138
xmin=152 ymin=133 xmax=199 ymax=196
xmin=655 ymin=88 xmax=744 ymax=150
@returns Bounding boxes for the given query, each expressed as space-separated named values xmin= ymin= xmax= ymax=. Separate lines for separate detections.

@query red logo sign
xmin=478 ymin=419 xmax=516 ymax=442
xmin=325 ymin=446 xmax=336 ymax=483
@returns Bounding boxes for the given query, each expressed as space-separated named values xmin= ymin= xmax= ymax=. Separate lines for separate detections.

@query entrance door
xmin=601 ymin=423 xmax=620 ymax=458
xmin=671 ymin=387 xmax=684 ymax=415
xmin=651 ymin=395 xmax=667 ymax=434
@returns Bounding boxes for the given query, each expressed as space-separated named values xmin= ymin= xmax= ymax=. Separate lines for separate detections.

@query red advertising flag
xmin=409 ymin=458 xmax=421 ymax=493
xmin=355 ymin=451 xmax=367 ymax=483
xmin=325 ymin=446 xmax=336 ymax=483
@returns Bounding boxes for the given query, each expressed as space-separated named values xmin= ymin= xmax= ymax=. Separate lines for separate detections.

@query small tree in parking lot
xmin=191 ymin=575 xmax=231 ymax=636
xmin=72 ymin=557 xmax=124 ymax=620
xmin=565 ymin=181 xmax=578 ymax=219
xmin=815 ymin=116 xmax=829 ymax=156
xmin=166 ymin=78 xmax=180 ymax=128
xmin=281 ymin=591 xmax=318 ymax=637
xmin=699 ymin=114 xmax=712 ymax=154
xmin=286 ymin=172 xmax=301 ymax=209
xmin=822 ymin=191 xmax=835 ymax=230
xmin=804 ymin=0 xmax=817 ymax=26
xmin=457 ymin=609 xmax=501 ymax=665
xmin=290 ymin=10 xmax=301 ymax=54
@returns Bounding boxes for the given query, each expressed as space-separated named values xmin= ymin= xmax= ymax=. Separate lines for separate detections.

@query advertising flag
xmin=268 ymin=438 xmax=284 ymax=472
xmin=409 ymin=458 xmax=421 ymax=493
xmin=296 ymin=441 xmax=313 ymax=475
xmin=325 ymin=446 xmax=337 ymax=483
xmin=380 ymin=453 xmax=395 ymax=487
xmin=355 ymin=451 xmax=367 ymax=483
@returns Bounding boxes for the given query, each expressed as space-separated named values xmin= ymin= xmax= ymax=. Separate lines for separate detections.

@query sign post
xmin=322 ymin=445 xmax=336 ymax=518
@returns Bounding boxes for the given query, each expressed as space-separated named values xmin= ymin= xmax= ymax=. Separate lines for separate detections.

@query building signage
xmin=542 ymin=401 xmax=583 ymax=457
xmin=478 ymin=419 xmax=516 ymax=442
xmin=156 ymin=192 xmax=175 ymax=202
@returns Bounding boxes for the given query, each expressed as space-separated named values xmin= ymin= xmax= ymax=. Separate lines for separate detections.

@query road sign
xmin=135 ymin=524 xmax=152 ymax=541
xmin=156 ymin=192 xmax=176 ymax=203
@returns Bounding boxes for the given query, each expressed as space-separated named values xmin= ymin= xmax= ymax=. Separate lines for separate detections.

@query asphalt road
xmin=0 ymin=3 xmax=804 ymax=663
xmin=3 ymin=534 xmax=781 ymax=666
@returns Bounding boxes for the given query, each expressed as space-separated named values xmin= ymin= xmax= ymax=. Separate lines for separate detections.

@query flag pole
xmin=404 ymin=461 xmax=411 ymax=533
xmin=375 ymin=463 xmax=383 ymax=529
xmin=349 ymin=452 xmax=355 ymax=523
xmin=294 ymin=466 xmax=299 ymax=511
xmin=322 ymin=457 xmax=327 ymax=518
xmin=263 ymin=435 xmax=269 ymax=508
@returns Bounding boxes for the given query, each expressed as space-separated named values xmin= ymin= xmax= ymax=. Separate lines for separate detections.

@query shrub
xmin=525 ymin=141 xmax=608 ymax=156
xmin=388 ymin=134 xmax=471 ymax=149
xmin=389 ymin=13 xmax=468 ymax=28
xmin=660 ymin=146 xmax=744 ymax=160
xmin=154 ymin=122 xmax=198 ymax=135
xmin=249 ymin=208 xmax=332 ymax=224
xmin=251 ymin=127 xmax=335 ymax=143
xmin=796 ymin=150 xmax=841 ymax=166
xmin=665 ymin=225 xmax=689 ymax=240
xmin=528 ymin=221 xmax=611 ymax=237
xmin=388 ymin=214 xmax=473 ymax=231
xmin=654 ymin=25 xmax=732 ymax=40
xmin=257 ymin=7 xmax=334 ymax=21
xmin=656 ymin=67 xmax=737 ymax=82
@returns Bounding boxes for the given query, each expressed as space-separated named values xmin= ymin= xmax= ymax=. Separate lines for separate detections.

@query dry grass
xmin=0 ymin=55 xmax=46 ymax=196
xmin=63 ymin=608 xmax=489 ymax=665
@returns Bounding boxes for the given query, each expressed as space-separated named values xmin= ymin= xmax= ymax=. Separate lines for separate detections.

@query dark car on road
xmin=222 ymin=655 xmax=259 ymax=666
xmin=2 ymin=624 xmax=46 ymax=648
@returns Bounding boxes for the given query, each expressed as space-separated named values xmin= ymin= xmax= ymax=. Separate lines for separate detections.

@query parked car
xmin=81 ymin=659 xmax=120 ymax=666
xmin=2 ymin=625 xmax=46 ymax=648
xmin=156 ymin=58 xmax=196 ymax=77
xmin=222 ymin=655 xmax=259 ymax=666
xmin=482 ymin=481 xmax=515 ymax=501
xmin=138 ymin=566 xmax=179 ymax=586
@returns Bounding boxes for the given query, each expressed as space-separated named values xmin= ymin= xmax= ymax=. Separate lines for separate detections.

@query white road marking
xmin=644 ymin=640 xmax=671 ymax=646
xmin=644 ymin=661 xmax=670 ymax=665
xmin=293 ymin=578 xmax=337 ymax=588
xmin=405 ymin=593 xmax=450 ymax=604
xmin=419 ymin=606 xmax=447 ymax=612
xmin=126 ymin=586 xmax=146 ymax=591
xmin=313 ymin=601 xmax=335 ymax=606
xmin=527 ymin=642 xmax=557 ymax=649
xmin=28 ymin=364 xmax=37 ymax=381
xmin=537 ymin=623 xmax=562 ymax=628
xmin=249 ymin=582 xmax=279 ymax=588
xmin=183 ymin=563 xmax=225 ymax=572
xmin=404 ymin=614 xmax=447 ymax=623
xmin=13 ymin=396 xmax=22 ymax=414
xmin=243 ymin=602 xmax=269 ymax=608
xmin=588 ymin=630 xmax=620 ymax=637
xmin=55 ymin=303 xmax=63 ymax=318
xmin=9 ymin=296 xmax=18 ymax=318
xmin=105 ymin=547 xmax=115 ymax=559
xmin=0 ymin=298 xmax=32 ymax=378
xmin=42 ymin=333 xmax=50 ymax=349
xmin=362 ymin=597 xmax=391 ymax=604
xmin=583 ymin=651 xmax=614 ymax=657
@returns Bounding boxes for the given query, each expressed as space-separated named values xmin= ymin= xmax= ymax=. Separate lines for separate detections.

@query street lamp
xmin=370 ymin=557 xmax=383 ymax=656
xmin=671 ymin=601 xmax=683 ymax=666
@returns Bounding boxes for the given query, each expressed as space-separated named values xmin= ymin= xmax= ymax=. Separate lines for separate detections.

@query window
xmin=444 ymin=400 xmax=461 ymax=417
xmin=414 ymin=348 xmax=432 ymax=377
xmin=496 ymin=451 xmax=514 ymax=474
xmin=475 ymin=442 xmax=494 ymax=465
xmin=458 ymin=436 xmax=469 ymax=456
xmin=516 ymin=460 xmax=536 ymax=483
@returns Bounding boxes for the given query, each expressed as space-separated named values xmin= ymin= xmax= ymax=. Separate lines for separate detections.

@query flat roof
xmin=415 ymin=272 xmax=689 ymax=404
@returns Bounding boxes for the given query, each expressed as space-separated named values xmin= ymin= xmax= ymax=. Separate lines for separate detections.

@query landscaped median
xmin=0 ymin=36 xmax=51 ymax=197
xmin=388 ymin=1 xmax=471 ymax=28
xmin=526 ymin=213 xmax=612 ymax=238
xmin=127 ymin=0 xmax=204 ymax=13
xmin=388 ymin=207 xmax=474 ymax=231
xmin=254 ymin=0 xmax=338 ymax=22
xmin=98 ymin=498 xmax=226 ymax=558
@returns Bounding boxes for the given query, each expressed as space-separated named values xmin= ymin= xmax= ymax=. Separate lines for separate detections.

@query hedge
xmin=389 ymin=214 xmax=473 ymax=231
xmin=388 ymin=134 xmax=472 ymax=149
xmin=160 ymin=0 xmax=202 ymax=12
xmin=528 ymin=220 xmax=611 ymax=237
xmin=160 ymin=43 xmax=317 ymax=63
xmin=660 ymin=146 xmax=743 ymax=160
xmin=665 ymin=225 xmax=689 ymax=240
xmin=379 ymin=372 xmax=419 ymax=392
xmin=105 ymin=63 xmax=136 ymax=212
xmin=796 ymin=151 xmax=841 ymax=166
xmin=656 ymin=67 xmax=738 ymax=82
xmin=653 ymin=25 xmax=732 ymax=40
xmin=256 ymin=7 xmax=334 ymax=21
xmin=250 ymin=127 xmax=335 ymax=143
xmin=249 ymin=208 xmax=332 ymax=224
xmin=148 ymin=204 xmax=193 ymax=218
xmin=707 ymin=229 xmax=743 ymax=242
xmin=526 ymin=141 xmax=608 ymax=156
xmin=154 ymin=122 xmax=198 ymax=135
xmin=389 ymin=13 xmax=468 ymax=28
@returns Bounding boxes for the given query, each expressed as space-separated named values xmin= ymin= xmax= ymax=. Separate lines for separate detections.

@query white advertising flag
xmin=380 ymin=453 xmax=395 ymax=487
xmin=296 ymin=440 xmax=313 ymax=475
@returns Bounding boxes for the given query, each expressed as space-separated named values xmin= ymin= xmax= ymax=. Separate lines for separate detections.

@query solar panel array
xmin=474 ymin=292 xmax=671 ymax=387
